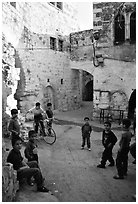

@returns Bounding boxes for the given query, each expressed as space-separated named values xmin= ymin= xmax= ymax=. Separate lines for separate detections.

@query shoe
xmin=81 ymin=147 xmax=84 ymax=150
xmin=108 ymin=163 xmax=114 ymax=167
xmin=113 ymin=175 xmax=124 ymax=179
xmin=97 ymin=164 xmax=105 ymax=168
xmin=88 ymin=148 xmax=91 ymax=151
xmin=37 ymin=186 xmax=49 ymax=192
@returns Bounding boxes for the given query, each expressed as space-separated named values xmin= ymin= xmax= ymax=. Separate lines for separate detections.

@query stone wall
xmin=2 ymin=140 xmax=19 ymax=202
xmin=70 ymin=24 xmax=136 ymax=118
xmin=2 ymin=2 xmax=82 ymax=112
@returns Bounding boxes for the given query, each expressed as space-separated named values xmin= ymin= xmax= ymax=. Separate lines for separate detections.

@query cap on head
xmin=104 ymin=121 xmax=111 ymax=127
xmin=84 ymin=117 xmax=90 ymax=121
xmin=11 ymin=109 xmax=18 ymax=115
xmin=36 ymin=102 xmax=40 ymax=107
xmin=28 ymin=130 xmax=36 ymax=138
xmin=47 ymin=103 xmax=52 ymax=107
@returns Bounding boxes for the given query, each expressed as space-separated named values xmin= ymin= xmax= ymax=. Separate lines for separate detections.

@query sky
xmin=76 ymin=2 xmax=93 ymax=30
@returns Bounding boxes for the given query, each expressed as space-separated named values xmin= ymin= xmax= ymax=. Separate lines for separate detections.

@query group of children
xmin=81 ymin=117 xmax=135 ymax=180
xmin=6 ymin=104 xmax=135 ymax=194
xmin=7 ymin=102 xmax=53 ymax=193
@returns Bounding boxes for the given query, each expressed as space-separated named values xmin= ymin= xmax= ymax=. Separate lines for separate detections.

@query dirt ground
xmin=5 ymin=122 xmax=136 ymax=202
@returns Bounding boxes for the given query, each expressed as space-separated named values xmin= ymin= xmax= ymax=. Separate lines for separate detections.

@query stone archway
xmin=43 ymin=85 xmax=55 ymax=110
xmin=110 ymin=91 xmax=128 ymax=110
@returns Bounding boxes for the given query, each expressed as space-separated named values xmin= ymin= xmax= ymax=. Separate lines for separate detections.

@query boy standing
xmin=46 ymin=103 xmax=54 ymax=134
xmin=26 ymin=102 xmax=46 ymax=135
xmin=24 ymin=130 xmax=39 ymax=163
xmin=8 ymin=109 xmax=20 ymax=143
xmin=113 ymin=118 xmax=132 ymax=179
xmin=81 ymin=117 xmax=92 ymax=151
xmin=7 ymin=136 xmax=49 ymax=192
xmin=97 ymin=121 xmax=117 ymax=168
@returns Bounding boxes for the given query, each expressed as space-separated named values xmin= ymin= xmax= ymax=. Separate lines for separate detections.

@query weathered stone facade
xmin=70 ymin=2 xmax=136 ymax=118
xmin=2 ymin=2 xmax=82 ymax=112
xmin=2 ymin=2 xmax=136 ymax=116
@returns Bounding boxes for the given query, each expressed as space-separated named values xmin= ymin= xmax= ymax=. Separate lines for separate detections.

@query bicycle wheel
xmin=43 ymin=128 xmax=56 ymax=145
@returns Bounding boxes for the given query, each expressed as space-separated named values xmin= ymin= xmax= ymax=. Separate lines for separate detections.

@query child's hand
xmin=33 ymin=148 xmax=38 ymax=154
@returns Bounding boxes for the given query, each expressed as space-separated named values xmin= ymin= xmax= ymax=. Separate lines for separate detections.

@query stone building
xmin=70 ymin=2 xmax=136 ymax=119
xmin=2 ymin=2 xmax=136 ymax=120
xmin=2 ymin=2 xmax=81 ymax=114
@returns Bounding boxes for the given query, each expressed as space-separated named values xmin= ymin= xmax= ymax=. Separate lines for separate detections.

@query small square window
xmin=50 ymin=37 xmax=56 ymax=50
xmin=57 ymin=2 xmax=63 ymax=10
xmin=58 ymin=39 xmax=63 ymax=51
xmin=61 ymin=79 xmax=63 ymax=84
xmin=10 ymin=2 xmax=16 ymax=8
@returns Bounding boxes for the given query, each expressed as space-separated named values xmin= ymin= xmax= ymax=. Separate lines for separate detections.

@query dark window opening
xmin=58 ymin=39 xmax=63 ymax=51
xmin=96 ymin=12 xmax=102 ymax=17
xmin=130 ymin=12 xmax=136 ymax=44
xmin=49 ymin=2 xmax=63 ymax=10
xmin=57 ymin=2 xmax=62 ymax=10
xmin=61 ymin=79 xmax=63 ymax=84
xmin=50 ymin=37 xmax=56 ymax=50
xmin=47 ymin=79 xmax=50 ymax=82
xmin=10 ymin=2 xmax=16 ymax=8
xmin=114 ymin=14 xmax=125 ymax=45
xmin=50 ymin=2 xmax=55 ymax=5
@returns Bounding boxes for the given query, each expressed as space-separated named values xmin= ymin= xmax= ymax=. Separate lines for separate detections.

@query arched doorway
xmin=130 ymin=12 xmax=136 ymax=43
xmin=83 ymin=80 xmax=93 ymax=101
xmin=128 ymin=89 xmax=136 ymax=119
xmin=43 ymin=85 xmax=55 ymax=110
xmin=82 ymin=71 xmax=93 ymax=102
xmin=114 ymin=14 xmax=125 ymax=45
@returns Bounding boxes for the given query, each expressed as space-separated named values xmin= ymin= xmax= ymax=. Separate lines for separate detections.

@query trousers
xmin=116 ymin=148 xmax=129 ymax=177
xmin=34 ymin=120 xmax=45 ymax=134
xmin=101 ymin=147 xmax=114 ymax=165
xmin=17 ymin=161 xmax=43 ymax=188
xmin=82 ymin=136 xmax=91 ymax=148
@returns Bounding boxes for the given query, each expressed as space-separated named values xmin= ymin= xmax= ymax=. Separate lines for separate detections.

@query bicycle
xmin=33 ymin=118 xmax=56 ymax=145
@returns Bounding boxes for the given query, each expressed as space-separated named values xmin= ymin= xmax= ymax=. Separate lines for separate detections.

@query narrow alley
xmin=14 ymin=122 xmax=136 ymax=202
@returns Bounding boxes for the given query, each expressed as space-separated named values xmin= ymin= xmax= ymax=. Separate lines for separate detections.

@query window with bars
xmin=49 ymin=2 xmax=63 ymax=10
xmin=57 ymin=2 xmax=62 ymax=10
xmin=58 ymin=39 xmax=63 ymax=51
xmin=50 ymin=37 xmax=56 ymax=50
xmin=10 ymin=2 xmax=16 ymax=8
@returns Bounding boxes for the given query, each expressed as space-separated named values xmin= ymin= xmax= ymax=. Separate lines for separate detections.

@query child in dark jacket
xmin=8 ymin=109 xmax=20 ymax=143
xmin=97 ymin=121 xmax=117 ymax=168
xmin=24 ymin=130 xmax=39 ymax=163
xmin=81 ymin=117 xmax=92 ymax=151
xmin=113 ymin=118 xmax=132 ymax=179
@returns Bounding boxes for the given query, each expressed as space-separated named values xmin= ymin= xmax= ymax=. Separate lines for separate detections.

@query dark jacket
xmin=46 ymin=109 xmax=53 ymax=118
xmin=81 ymin=124 xmax=92 ymax=137
xmin=102 ymin=130 xmax=117 ymax=148
xmin=24 ymin=141 xmax=38 ymax=162
xmin=7 ymin=149 xmax=23 ymax=170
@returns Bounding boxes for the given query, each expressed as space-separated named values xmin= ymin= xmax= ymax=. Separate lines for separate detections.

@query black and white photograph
xmin=2 ymin=1 xmax=136 ymax=202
